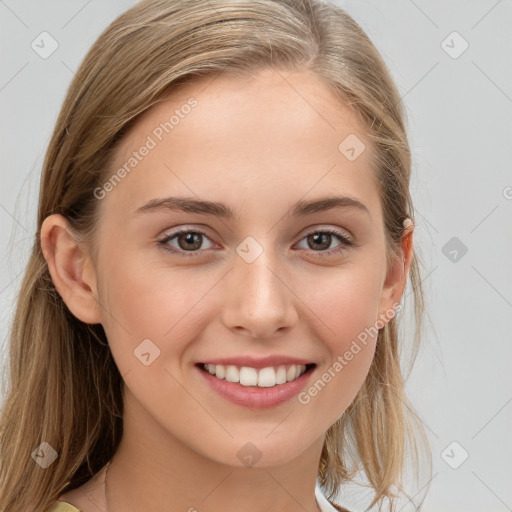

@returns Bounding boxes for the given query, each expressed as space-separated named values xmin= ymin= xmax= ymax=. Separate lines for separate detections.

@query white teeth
xmin=258 ymin=367 xmax=276 ymax=387
xmin=215 ymin=364 xmax=225 ymax=379
xmin=276 ymin=366 xmax=287 ymax=385
xmin=239 ymin=367 xmax=258 ymax=386
xmin=203 ymin=363 xmax=309 ymax=388
xmin=225 ymin=365 xmax=239 ymax=383
xmin=286 ymin=365 xmax=297 ymax=381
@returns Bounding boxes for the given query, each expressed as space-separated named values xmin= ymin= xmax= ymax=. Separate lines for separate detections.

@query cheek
xmin=97 ymin=252 xmax=214 ymax=369
xmin=301 ymin=261 xmax=384 ymax=347
xmin=295 ymin=264 xmax=383 ymax=415
xmin=96 ymin=260 xmax=210 ymax=425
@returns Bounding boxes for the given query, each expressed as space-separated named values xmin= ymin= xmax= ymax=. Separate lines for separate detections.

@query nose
xmin=220 ymin=251 xmax=298 ymax=339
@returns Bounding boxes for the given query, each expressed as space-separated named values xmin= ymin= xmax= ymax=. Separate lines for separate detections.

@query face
xmin=67 ymin=68 xmax=406 ymax=468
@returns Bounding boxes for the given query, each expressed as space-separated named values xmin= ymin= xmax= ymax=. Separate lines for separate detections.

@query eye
xmin=295 ymin=228 xmax=355 ymax=257
xmin=158 ymin=229 xmax=217 ymax=257
xmin=157 ymin=227 xmax=355 ymax=258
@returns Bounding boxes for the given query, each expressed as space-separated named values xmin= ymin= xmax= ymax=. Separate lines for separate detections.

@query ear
xmin=377 ymin=220 xmax=414 ymax=324
xmin=40 ymin=214 xmax=102 ymax=324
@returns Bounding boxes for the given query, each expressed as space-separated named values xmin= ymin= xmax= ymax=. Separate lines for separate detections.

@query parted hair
xmin=0 ymin=1 xmax=431 ymax=511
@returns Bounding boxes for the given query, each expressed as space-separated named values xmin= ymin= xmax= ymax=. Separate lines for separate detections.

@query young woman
xmin=0 ymin=1 xmax=431 ymax=511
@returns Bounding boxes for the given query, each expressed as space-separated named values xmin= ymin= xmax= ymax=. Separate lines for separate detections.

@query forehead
xmin=100 ymin=68 xmax=379 ymax=220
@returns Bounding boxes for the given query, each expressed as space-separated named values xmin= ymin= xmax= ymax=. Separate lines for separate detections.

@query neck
xmin=104 ymin=388 xmax=324 ymax=512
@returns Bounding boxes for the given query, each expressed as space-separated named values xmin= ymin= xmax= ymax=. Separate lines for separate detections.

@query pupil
xmin=180 ymin=233 xmax=201 ymax=250
xmin=309 ymin=233 xmax=330 ymax=250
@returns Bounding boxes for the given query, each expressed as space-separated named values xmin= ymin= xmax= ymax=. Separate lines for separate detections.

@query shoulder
xmin=45 ymin=500 xmax=82 ymax=512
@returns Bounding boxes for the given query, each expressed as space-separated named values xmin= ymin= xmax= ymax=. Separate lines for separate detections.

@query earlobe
xmin=377 ymin=219 xmax=414 ymax=324
xmin=40 ymin=214 xmax=102 ymax=324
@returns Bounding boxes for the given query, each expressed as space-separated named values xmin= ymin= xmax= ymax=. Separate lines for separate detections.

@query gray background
xmin=1 ymin=1 xmax=511 ymax=511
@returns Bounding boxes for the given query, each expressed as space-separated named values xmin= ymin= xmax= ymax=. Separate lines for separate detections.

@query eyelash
xmin=157 ymin=228 xmax=355 ymax=258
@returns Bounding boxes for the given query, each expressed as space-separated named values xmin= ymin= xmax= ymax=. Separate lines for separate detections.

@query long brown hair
xmin=0 ymin=1 xmax=431 ymax=510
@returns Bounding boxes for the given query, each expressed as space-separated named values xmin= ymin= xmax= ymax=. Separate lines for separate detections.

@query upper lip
xmin=198 ymin=355 xmax=315 ymax=369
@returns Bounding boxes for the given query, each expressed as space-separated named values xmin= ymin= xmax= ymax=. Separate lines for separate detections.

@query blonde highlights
xmin=0 ymin=1 xmax=431 ymax=511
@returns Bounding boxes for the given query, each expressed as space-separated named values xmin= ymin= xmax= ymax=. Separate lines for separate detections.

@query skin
xmin=41 ymin=67 xmax=413 ymax=512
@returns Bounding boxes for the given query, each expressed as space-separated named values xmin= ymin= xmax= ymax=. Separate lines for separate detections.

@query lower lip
xmin=197 ymin=365 xmax=315 ymax=409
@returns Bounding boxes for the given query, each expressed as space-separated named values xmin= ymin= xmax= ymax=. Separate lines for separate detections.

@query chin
xmin=204 ymin=434 xmax=314 ymax=469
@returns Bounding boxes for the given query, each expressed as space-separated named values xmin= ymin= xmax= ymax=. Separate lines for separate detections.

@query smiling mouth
xmin=197 ymin=362 xmax=316 ymax=388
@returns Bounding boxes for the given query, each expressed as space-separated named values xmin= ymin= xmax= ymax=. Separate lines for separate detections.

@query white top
xmin=315 ymin=482 xmax=345 ymax=511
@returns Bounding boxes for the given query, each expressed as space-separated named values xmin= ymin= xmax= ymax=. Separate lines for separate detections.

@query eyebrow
xmin=133 ymin=195 xmax=371 ymax=219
